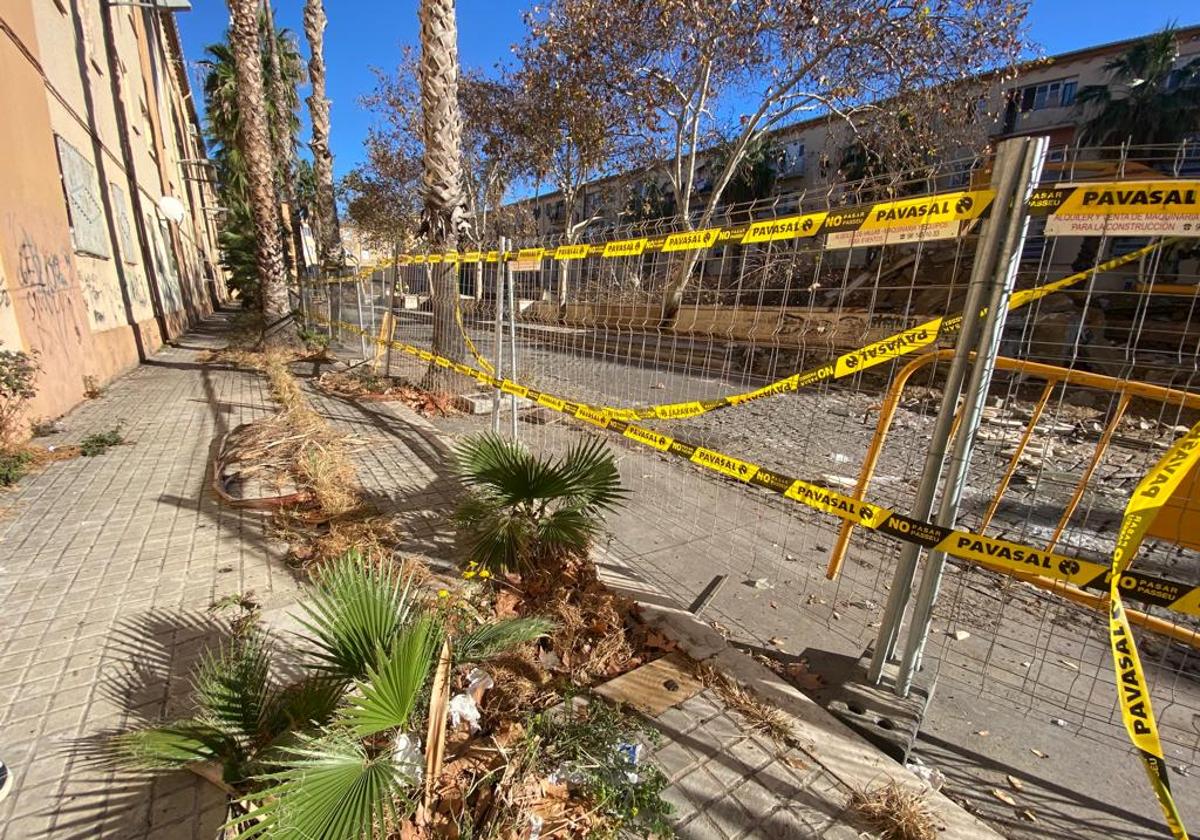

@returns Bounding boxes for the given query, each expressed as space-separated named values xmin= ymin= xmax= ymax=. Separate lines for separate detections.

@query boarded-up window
xmin=108 ymin=182 xmax=138 ymax=264
xmin=54 ymin=136 xmax=110 ymax=258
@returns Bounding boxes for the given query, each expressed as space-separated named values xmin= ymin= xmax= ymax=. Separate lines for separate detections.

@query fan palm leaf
xmin=234 ymin=733 xmax=411 ymax=840
xmin=454 ymin=617 xmax=555 ymax=664
xmin=192 ymin=631 xmax=278 ymax=747
xmin=452 ymin=434 xmax=626 ymax=572
xmin=295 ymin=552 xmax=421 ymax=681
xmin=341 ymin=616 xmax=441 ymax=738
xmin=108 ymin=721 xmax=235 ymax=771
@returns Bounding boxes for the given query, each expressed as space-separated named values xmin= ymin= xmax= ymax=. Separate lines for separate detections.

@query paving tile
xmin=0 ymin=313 xmax=302 ymax=840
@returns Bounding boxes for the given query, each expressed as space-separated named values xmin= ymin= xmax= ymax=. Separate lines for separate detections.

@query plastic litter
xmin=392 ymin=732 xmax=423 ymax=783
xmin=448 ymin=668 xmax=495 ymax=733
xmin=905 ymin=757 xmax=945 ymax=791
xmin=617 ymin=742 xmax=642 ymax=783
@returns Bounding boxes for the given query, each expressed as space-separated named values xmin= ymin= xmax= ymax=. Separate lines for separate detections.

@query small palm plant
xmin=452 ymin=434 xmax=627 ymax=575
xmin=107 ymin=552 xmax=551 ymax=839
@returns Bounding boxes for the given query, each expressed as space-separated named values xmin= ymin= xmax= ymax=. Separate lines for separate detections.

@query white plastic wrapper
xmin=448 ymin=668 xmax=495 ymax=733
xmin=449 ymin=692 xmax=482 ymax=732
xmin=392 ymin=732 xmax=424 ymax=784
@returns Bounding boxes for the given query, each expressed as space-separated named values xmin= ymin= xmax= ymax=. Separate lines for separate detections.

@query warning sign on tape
xmin=824 ymin=189 xmax=994 ymax=250
xmin=318 ymin=180 xmax=1199 ymax=284
xmin=1033 ymin=180 xmax=1200 ymax=237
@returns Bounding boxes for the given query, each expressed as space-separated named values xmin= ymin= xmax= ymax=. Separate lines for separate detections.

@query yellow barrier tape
xmin=312 ymin=309 xmax=1200 ymax=623
xmin=1106 ymin=421 xmax=1200 ymax=840
xmin=314 ymin=240 xmax=1168 ymax=429
xmin=316 ymin=180 xmax=1194 ymax=282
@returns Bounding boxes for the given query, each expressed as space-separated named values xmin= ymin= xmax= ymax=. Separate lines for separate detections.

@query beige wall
xmin=0 ymin=0 xmax=222 ymax=431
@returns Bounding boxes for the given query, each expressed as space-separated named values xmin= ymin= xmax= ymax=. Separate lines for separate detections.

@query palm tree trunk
xmin=304 ymin=0 xmax=343 ymax=271
xmin=227 ymin=0 xmax=290 ymax=344
xmin=418 ymin=0 xmax=469 ymax=392
xmin=261 ymin=0 xmax=299 ymax=285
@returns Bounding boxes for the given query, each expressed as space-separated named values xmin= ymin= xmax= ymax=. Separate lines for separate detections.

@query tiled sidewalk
xmin=0 ymin=314 xmax=302 ymax=839
xmin=0 ymin=313 xmax=987 ymax=839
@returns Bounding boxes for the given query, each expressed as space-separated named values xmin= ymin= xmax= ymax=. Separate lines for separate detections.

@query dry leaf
xmin=782 ymin=754 xmax=808 ymax=770
xmin=786 ymin=661 xmax=824 ymax=691
xmin=1006 ymin=775 xmax=1024 ymax=792
xmin=493 ymin=588 xmax=522 ymax=619
xmin=1020 ymin=809 xmax=1038 ymax=823
xmin=991 ymin=788 xmax=1017 ymax=806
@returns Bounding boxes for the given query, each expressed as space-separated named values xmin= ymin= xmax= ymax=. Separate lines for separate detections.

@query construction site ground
xmin=345 ymin=308 xmax=1200 ymax=840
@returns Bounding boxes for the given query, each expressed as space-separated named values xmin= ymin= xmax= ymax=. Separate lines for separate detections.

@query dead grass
xmin=203 ymin=345 xmax=403 ymax=574
xmin=696 ymin=662 xmax=796 ymax=745
xmin=848 ymin=782 xmax=940 ymax=840
xmin=275 ymin=509 xmax=408 ymax=573
xmin=24 ymin=443 xmax=83 ymax=465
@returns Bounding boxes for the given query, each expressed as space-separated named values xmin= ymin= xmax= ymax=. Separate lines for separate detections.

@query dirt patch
xmin=316 ymin=368 xmax=459 ymax=417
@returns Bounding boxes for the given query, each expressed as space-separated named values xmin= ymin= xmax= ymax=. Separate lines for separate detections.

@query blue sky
xmin=176 ymin=1 xmax=1196 ymax=180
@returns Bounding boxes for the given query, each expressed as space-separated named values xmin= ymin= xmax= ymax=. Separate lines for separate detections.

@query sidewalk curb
xmin=592 ymin=545 xmax=1005 ymax=840
xmin=321 ymin=382 xmax=1003 ymax=839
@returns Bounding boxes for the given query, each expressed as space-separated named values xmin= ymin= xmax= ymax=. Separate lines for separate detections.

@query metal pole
xmin=491 ymin=238 xmax=506 ymax=434
xmin=325 ymin=287 xmax=334 ymax=342
xmin=384 ymin=241 xmax=400 ymax=376
xmin=893 ymin=135 xmax=1048 ymax=697
xmin=507 ymin=248 xmax=519 ymax=440
xmin=866 ymin=139 xmax=1028 ymax=686
xmin=355 ymin=278 xmax=368 ymax=362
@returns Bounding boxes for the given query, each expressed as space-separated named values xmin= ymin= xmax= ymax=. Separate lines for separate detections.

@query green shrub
xmin=0 ymin=449 xmax=33 ymax=487
xmin=0 ymin=344 xmax=39 ymax=446
xmin=107 ymin=552 xmax=553 ymax=838
xmin=529 ymin=697 xmax=673 ymax=838
xmin=80 ymin=427 xmax=124 ymax=457
xmin=452 ymin=434 xmax=627 ymax=575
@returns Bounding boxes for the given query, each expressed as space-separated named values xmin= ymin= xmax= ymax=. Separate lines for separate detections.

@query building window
xmin=109 ymin=183 xmax=138 ymax=265
xmin=54 ymin=136 xmax=111 ymax=258
xmin=1018 ymin=77 xmax=1078 ymax=112
xmin=777 ymin=141 xmax=806 ymax=177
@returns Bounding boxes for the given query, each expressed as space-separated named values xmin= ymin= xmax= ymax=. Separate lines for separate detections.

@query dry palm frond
xmin=696 ymin=662 xmax=795 ymax=744
xmin=848 ymin=781 xmax=941 ymax=840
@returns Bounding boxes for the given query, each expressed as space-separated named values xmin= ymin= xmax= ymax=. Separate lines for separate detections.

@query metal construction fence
xmin=301 ymin=139 xmax=1200 ymax=836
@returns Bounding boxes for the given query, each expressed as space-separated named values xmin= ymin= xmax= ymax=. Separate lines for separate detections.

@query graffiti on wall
xmin=7 ymin=220 xmax=86 ymax=355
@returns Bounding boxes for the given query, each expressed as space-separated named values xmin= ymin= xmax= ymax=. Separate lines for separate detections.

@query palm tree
xmin=202 ymin=24 xmax=305 ymax=310
xmin=453 ymin=434 xmax=627 ymax=574
xmin=1071 ymin=26 xmax=1200 ymax=272
xmin=1076 ymin=26 xmax=1200 ymax=147
xmin=418 ymin=0 xmax=470 ymax=391
xmin=109 ymin=554 xmax=552 ymax=838
xmin=226 ymin=0 xmax=289 ymax=345
xmin=304 ymin=0 xmax=344 ymax=271
xmin=262 ymin=0 xmax=305 ymax=283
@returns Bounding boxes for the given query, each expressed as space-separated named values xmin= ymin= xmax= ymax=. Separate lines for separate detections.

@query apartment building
xmin=0 ymin=0 xmax=222 ymax=426
xmin=522 ymin=25 xmax=1200 ymax=235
